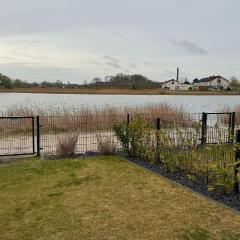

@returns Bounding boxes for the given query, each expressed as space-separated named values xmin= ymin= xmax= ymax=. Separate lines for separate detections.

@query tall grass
xmin=56 ymin=135 xmax=78 ymax=158
xmin=3 ymin=103 xmax=185 ymax=117
xmin=218 ymin=105 xmax=240 ymax=127
xmin=1 ymin=103 xmax=192 ymax=133
xmin=96 ymin=135 xmax=117 ymax=155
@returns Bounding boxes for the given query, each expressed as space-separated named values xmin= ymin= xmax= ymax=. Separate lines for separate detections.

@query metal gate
xmin=201 ymin=112 xmax=235 ymax=145
xmin=0 ymin=117 xmax=35 ymax=156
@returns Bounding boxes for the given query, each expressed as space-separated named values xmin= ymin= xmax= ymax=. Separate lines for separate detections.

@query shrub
xmin=56 ymin=135 xmax=78 ymax=158
xmin=114 ymin=115 xmax=237 ymax=194
xmin=114 ymin=116 xmax=154 ymax=159
xmin=96 ymin=135 xmax=116 ymax=155
xmin=226 ymin=87 xmax=232 ymax=91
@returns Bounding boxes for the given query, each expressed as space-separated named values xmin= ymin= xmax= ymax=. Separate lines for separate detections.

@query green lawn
xmin=0 ymin=156 xmax=240 ymax=240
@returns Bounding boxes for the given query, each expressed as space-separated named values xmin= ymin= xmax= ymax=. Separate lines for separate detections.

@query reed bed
xmin=1 ymin=103 xmax=193 ymax=133
xmin=0 ymin=117 xmax=33 ymax=139
xmin=3 ymin=103 xmax=185 ymax=117
xmin=218 ymin=105 xmax=240 ymax=127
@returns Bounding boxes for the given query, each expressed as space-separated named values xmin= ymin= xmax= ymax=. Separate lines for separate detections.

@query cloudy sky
xmin=0 ymin=0 xmax=239 ymax=83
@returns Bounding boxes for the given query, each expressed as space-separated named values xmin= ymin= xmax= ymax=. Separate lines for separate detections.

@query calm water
xmin=0 ymin=93 xmax=239 ymax=113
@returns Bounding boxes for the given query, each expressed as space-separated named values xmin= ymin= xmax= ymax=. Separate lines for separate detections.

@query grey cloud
xmin=143 ymin=61 xmax=152 ymax=66
xmin=0 ymin=0 xmax=240 ymax=82
xmin=103 ymin=55 xmax=120 ymax=62
xmin=103 ymin=55 xmax=121 ymax=68
xmin=111 ymin=32 xmax=125 ymax=38
xmin=124 ymin=69 xmax=131 ymax=74
xmin=89 ymin=61 xmax=103 ymax=66
xmin=0 ymin=63 xmax=90 ymax=82
xmin=129 ymin=63 xmax=137 ymax=69
xmin=105 ymin=61 xmax=121 ymax=68
xmin=164 ymin=69 xmax=177 ymax=75
xmin=0 ymin=7 xmax=67 ymax=36
xmin=166 ymin=36 xmax=207 ymax=55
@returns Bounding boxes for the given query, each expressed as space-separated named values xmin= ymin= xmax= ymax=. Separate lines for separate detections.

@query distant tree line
xmin=0 ymin=73 xmax=82 ymax=89
xmin=0 ymin=73 xmax=161 ymax=89
xmin=89 ymin=73 xmax=161 ymax=89
xmin=1 ymin=72 xmax=240 ymax=90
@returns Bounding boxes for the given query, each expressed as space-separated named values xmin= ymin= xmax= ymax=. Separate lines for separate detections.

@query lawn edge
xmin=121 ymin=155 xmax=240 ymax=215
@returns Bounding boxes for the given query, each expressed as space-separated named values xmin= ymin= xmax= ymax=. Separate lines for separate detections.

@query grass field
xmin=1 ymin=156 xmax=240 ymax=240
xmin=0 ymin=87 xmax=240 ymax=95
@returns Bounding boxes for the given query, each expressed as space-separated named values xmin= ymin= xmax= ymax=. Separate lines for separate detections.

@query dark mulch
xmin=121 ymin=154 xmax=240 ymax=212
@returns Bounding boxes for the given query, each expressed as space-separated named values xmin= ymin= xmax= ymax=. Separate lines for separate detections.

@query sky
xmin=0 ymin=0 xmax=240 ymax=83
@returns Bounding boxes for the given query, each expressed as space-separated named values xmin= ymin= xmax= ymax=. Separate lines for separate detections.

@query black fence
xmin=121 ymin=112 xmax=240 ymax=193
xmin=0 ymin=112 xmax=238 ymax=157
xmin=38 ymin=114 xmax=125 ymax=156
xmin=0 ymin=117 xmax=35 ymax=156
xmin=1 ymin=112 xmax=240 ymax=192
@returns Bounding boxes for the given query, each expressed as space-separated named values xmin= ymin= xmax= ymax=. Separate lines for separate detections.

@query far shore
xmin=0 ymin=87 xmax=240 ymax=95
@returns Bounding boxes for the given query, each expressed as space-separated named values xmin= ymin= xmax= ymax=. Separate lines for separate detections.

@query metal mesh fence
xmin=0 ymin=117 xmax=35 ymax=156
xmin=11 ymin=112 xmax=230 ymax=158
xmin=123 ymin=113 xmax=236 ymax=192
xmin=0 ymin=112 xmax=236 ymax=159
xmin=0 ymin=111 xmax=238 ymax=192
xmin=39 ymin=114 xmax=126 ymax=155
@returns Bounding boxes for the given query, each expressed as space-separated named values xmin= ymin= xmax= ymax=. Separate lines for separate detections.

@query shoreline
xmin=0 ymin=87 xmax=240 ymax=95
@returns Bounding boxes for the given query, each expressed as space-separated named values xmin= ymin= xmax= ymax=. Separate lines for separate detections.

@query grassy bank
xmin=1 ymin=156 xmax=240 ymax=240
xmin=1 ymin=87 xmax=240 ymax=95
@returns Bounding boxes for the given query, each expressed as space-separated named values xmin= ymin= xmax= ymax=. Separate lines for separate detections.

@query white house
xmin=161 ymin=79 xmax=182 ymax=90
xmin=161 ymin=79 xmax=193 ymax=90
xmin=178 ymin=84 xmax=194 ymax=91
xmin=194 ymin=76 xmax=230 ymax=90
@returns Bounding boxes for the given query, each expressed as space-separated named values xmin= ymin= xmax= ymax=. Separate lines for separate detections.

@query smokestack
xmin=177 ymin=67 xmax=179 ymax=82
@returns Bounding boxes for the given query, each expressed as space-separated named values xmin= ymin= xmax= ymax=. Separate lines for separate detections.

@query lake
xmin=0 ymin=93 xmax=239 ymax=113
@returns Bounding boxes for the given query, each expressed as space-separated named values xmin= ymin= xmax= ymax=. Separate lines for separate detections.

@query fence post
xmin=32 ymin=117 xmax=35 ymax=155
xmin=230 ymin=112 xmax=236 ymax=143
xmin=234 ymin=130 xmax=240 ymax=193
xmin=201 ymin=112 xmax=207 ymax=146
xmin=36 ymin=116 xmax=41 ymax=157
xmin=156 ymin=118 xmax=161 ymax=162
xmin=156 ymin=118 xmax=160 ymax=131
xmin=127 ymin=114 xmax=130 ymax=125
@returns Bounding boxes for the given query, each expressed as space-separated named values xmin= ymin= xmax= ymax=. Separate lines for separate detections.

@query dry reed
xmin=96 ymin=135 xmax=117 ymax=155
xmin=219 ymin=105 xmax=240 ymax=127
xmin=0 ymin=103 xmax=195 ymax=134
xmin=56 ymin=135 xmax=78 ymax=158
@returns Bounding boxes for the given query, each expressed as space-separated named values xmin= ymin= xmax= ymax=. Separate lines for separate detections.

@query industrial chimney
xmin=176 ymin=67 xmax=179 ymax=82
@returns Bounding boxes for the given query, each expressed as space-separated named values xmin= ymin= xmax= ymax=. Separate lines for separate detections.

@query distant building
xmin=194 ymin=76 xmax=230 ymax=90
xmin=161 ymin=79 xmax=182 ymax=90
xmin=161 ymin=79 xmax=193 ymax=91
xmin=178 ymin=83 xmax=194 ymax=91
